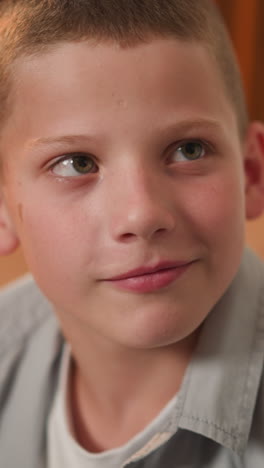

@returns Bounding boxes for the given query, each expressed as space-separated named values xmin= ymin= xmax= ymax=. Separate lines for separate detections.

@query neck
xmin=61 ymin=324 xmax=199 ymax=452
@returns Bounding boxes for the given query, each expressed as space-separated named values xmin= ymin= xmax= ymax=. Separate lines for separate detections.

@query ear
xmin=244 ymin=121 xmax=264 ymax=220
xmin=0 ymin=193 xmax=19 ymax=255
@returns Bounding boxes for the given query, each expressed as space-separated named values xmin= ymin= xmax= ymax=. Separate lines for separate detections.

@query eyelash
xmin=49 ymin=139 xmax=212 ymax=178
xmin=168 ymin=139 xmax=212 ymax=162
xmin=49 ymin=152 xmax=98 ymax=176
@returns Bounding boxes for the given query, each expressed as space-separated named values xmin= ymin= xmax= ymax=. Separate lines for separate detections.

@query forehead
xmin=2 ymin=38 xmax=238 ymax=152
xmin=10 ymin=38 xmax=224 ymax=102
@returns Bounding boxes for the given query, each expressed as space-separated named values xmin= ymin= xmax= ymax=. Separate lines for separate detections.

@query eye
xmin=51 ymin=153 xmax=98 ymax=177
xmin=169 ymin=141 xmax=206 ymax=162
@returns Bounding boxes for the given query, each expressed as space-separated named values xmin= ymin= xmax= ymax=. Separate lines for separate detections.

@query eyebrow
xmin=27 ymin=134 xmax=93 ymax=150
xmin=164 ymin=118 xmax=225 ymax=135
xmin=27 ymin=118 xmax=224 ymax=149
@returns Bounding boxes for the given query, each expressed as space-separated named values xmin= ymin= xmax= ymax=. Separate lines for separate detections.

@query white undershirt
xmin=47 ymin=344 xmax=177 ymax=468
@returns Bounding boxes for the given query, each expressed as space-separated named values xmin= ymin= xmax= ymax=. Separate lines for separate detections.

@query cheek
xmin=15 ymin=197 xmax=99 ymax=290
xmin=182 ymin=170 xmax=245 ymax=241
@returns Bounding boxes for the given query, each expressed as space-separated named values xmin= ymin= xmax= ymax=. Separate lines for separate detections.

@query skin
xmin=0 ymin=38 xmax=264 ymax=451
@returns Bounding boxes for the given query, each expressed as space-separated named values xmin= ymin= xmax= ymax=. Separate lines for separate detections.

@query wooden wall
xmin=0 ymin=1 xmax=264 ymax=286
xmin=216 ymin=0 xmax=264 ymax=121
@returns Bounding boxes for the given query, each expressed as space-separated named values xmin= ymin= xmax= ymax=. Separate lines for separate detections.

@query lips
xmin=104 ymin=261 xmax=193 ymax=293
xmin=108 ymin=261 xmax=190 ymax=280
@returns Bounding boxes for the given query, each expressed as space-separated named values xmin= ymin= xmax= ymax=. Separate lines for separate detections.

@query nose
xmin=107 ymin=165 xmax=176 ymax=242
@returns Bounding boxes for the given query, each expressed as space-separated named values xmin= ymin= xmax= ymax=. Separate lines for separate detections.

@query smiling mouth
xmin=104 ymin=261 xmax=194 ymax=293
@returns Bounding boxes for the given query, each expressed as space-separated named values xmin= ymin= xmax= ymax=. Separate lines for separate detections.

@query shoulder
xmin=234 ymin=247 xmax=264 ymax=313
xmin=0 ymin=276 xmax=63 ymax=463
xmin=240 ymin=248 xmax=264 ymax=321
xmin=241 ymin=247 xmax=264 ymax=284
xmin=243 ymin=249 xmax=264 ymax=460
xmin=0 ymin=274 xmax=56 ymax=359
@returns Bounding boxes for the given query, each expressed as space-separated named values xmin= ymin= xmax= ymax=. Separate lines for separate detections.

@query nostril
xmin=121 ymin=232 xmax=137 ymax=242
xmin=120 ymin=227 xmax=168 ymax=243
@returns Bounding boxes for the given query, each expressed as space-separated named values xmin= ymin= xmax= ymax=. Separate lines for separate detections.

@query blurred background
xmin=215 ymin=0 xmax=264 ymax=259
xmin=0 ymin=0 xmax=264 ymax=286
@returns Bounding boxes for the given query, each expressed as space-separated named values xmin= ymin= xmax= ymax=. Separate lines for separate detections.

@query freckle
xmin=18 ymin=203 xmax=23 ymax=222
xmin=117 ymin=99 xmax=127 ymax=108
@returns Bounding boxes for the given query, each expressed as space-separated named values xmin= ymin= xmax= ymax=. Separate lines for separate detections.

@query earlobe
xmin=244 ymin=121 xmax=264 ymax=220
xmin=0 ymin=195 xmax=19 ymax=255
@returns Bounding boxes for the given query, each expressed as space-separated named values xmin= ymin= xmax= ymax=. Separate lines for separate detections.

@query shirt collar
xmin=175 ymin=248 xmax=264 ymax=456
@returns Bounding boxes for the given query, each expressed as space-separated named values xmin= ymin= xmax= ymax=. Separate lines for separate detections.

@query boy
xmin=0 ymin=0 xmax=264 ymax=466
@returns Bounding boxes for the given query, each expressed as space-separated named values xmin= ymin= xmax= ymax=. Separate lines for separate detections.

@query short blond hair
xmin=0 ymin=0 xmax=248 ymax=136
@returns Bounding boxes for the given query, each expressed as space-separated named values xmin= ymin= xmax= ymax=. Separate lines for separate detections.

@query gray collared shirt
xmin=0 ymin=247 xmax=264 ymax=467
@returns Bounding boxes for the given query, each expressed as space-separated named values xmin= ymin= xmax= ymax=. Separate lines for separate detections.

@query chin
xmin=120 ymin=313 xmax=199 ymax=350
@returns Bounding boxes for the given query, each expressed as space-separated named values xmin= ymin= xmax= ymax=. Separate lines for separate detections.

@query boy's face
xmin=0 ymin=39 xmax=248 ymax=348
